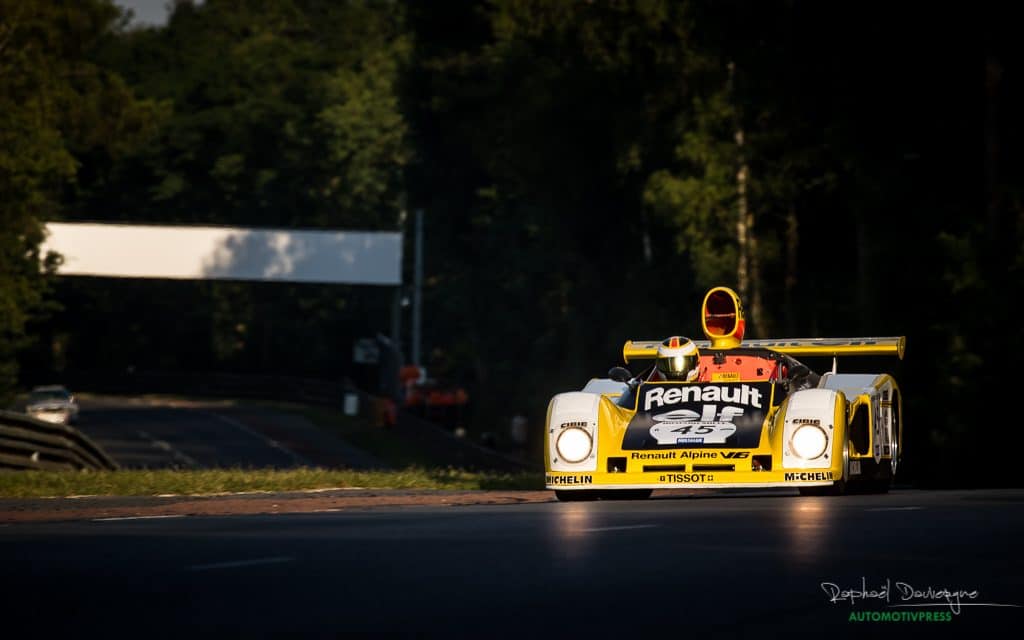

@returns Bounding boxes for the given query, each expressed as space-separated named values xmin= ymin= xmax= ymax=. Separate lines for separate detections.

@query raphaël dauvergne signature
xmin=819 ymin=577 xmax=1018 ymax=615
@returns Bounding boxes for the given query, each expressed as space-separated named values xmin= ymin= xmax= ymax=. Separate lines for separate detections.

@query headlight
xmin=790 ymin=424 xmax=828 ymax=460
xmin=556 ymin=427 xmax=593 ymax=463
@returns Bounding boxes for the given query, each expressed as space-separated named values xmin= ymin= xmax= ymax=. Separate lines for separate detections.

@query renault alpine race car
xmin=544 ymin=286 xmax=904 ymax=501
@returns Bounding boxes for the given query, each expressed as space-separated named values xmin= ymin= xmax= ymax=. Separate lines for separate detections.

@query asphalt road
xmin=1 ymin=489 xmax=1021 ymax=637
xmin=73 ymin=397 xmax=383 ymax=469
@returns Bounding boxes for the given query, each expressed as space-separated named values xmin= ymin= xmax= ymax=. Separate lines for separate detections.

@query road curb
xmin=0 ymin=488 xmax=556 ymax=523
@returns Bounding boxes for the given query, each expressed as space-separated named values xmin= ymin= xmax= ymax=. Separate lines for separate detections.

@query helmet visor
xmin=658 ymin=354 xmax=699 ymax=378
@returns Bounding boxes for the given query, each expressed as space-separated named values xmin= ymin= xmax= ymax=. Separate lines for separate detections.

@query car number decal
xmin=650 ymin=422 xmax=737 ymax=445
xmin=650 ymin=410 xmax=738 ymax=444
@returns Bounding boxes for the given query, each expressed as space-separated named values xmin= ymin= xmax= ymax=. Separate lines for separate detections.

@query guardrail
xmin=0 ymin=410 xmax=119 ymax=471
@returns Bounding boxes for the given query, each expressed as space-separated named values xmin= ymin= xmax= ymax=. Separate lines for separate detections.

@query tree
xmin=45 ymin=0 xmax=413 ymax=379
xmin=404 ymin=0 xmax=707 ymax=428
xmin=0 ymin=0 xmax=158 ymax=401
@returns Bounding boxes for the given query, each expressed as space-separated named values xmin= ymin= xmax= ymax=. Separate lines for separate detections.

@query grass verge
xmin=0 ymin=467 xmax=544 ymax=499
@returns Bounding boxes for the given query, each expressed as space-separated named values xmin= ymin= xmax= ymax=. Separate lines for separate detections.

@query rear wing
xmin=623 ymin=336 xmax=905 ymax=363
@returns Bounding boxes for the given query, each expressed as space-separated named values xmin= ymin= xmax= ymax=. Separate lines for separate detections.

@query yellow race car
xmin=544 ymin=286 xmax=905 ymax=501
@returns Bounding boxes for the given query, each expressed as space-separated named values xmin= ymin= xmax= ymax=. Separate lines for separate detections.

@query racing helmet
xmin=656 ymin=336 xmax=700 ymax=381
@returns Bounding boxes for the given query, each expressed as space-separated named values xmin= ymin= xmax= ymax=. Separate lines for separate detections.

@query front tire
xmin=555 ymin=490 xmax=599 ymax=502
xmin=799 ymin=437 xmax=849 ymax=496
xmin=599 ymin=489 xmax=653 ymax=500
xmin=851 ymin=458 xmax=893 ymax=494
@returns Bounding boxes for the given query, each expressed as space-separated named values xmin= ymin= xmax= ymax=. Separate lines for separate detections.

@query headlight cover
xmin=556 ymin=427 xmax=593 ymax=463
xmin=790 ymin=424 xmax=829 ymax=460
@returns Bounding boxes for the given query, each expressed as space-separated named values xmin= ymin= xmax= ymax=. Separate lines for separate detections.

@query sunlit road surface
xmin=1 ymin=489 xmax=1021 ymax=636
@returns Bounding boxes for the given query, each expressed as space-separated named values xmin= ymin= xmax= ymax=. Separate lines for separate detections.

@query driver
xmin=653 ymin=336 xmax=701 ymax=381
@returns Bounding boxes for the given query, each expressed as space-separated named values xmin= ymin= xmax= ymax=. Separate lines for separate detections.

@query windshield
xmin=29 ymin=390 xmax=70 ymax=402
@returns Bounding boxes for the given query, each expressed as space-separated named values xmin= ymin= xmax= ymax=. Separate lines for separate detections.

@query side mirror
xmin=789 ymin=364 xmax=810 ymax=379
xmin=608 ymin=366 xmax=632 ymax=383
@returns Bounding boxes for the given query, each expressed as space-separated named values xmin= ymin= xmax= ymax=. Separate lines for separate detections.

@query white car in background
xmin=25 ymin=385 xmax=80 ymax=425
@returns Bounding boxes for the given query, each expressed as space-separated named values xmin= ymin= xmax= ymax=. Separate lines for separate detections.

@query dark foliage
xmin=3 ymin=0 xmax=1021 ymax=486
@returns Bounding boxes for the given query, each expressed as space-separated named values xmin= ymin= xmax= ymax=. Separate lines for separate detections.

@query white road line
xmin=94 ymin=515 xmax=186 ymax=522
xmin=187 ymin=556 xmax=295 ymax=572
xmin=136 ymin=430 xmax=199 ymax=468
xmin=581 ymin=524 xmax=658 ymax=532
xmin=203 ymin=412 xmax=312 ymax=467
xmin=865 ymin=506 xmax=923 ymax=512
